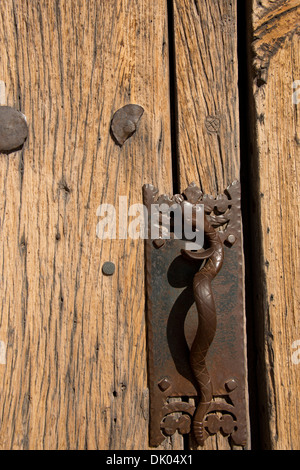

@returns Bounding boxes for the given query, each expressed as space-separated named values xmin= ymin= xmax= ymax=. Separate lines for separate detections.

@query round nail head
xmin=227 ymin=234 xmax=236 ymax=245
xmin=111 ymin=104 xmax=144 ymax=146
xmin=0 ymin=106 xmax=28 ymax=153
xmin=102 ymin=262 xmax=115 ymax=276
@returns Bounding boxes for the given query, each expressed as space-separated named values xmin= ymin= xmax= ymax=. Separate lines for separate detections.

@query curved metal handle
xmin=182 ymin=214 xmax=224 ymax=445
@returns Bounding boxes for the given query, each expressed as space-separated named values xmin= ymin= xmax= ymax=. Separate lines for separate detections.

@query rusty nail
xmin=225 ymin=379 xmax=237 ymax=392
xmin=227 ymin=234 xmax=236 ymax=245
xmin=111 ymin=104 xmax=144 ymax=146
xmin=102 ymin=262 xmax=115 ymax=276
xmin=158 ymin=378 xmax=171 ymax=392
xmin=0 ymin=106 xmax=28 ymax=154
xmin=153 ymin=238 xmax=166 ymax=249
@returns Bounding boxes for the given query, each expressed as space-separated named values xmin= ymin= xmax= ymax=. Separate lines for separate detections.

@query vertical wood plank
xmin=248 ymin=0 xmax=300 ymax=450
xmin=172 ymin=0 xmax=250 ymax=450
xmin=173 ymin=0 xmax=240 ymax=197
xmin=0 ymin=0 xmax=178 ymax=450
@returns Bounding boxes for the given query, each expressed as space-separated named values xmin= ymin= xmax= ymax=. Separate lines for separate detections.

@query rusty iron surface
xmin=143 ymin=181 xmax=248 ymax=447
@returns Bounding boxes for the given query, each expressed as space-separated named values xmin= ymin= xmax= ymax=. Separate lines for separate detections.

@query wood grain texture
xmin=248 ymin=0 xmax=300 ymax=450
xmin=173 ymin=0 xmax=250 ymax=450
xmin=0 ymin=0 xmax=177 ymax=450
xmin=173 ymin=0 xmax=241 ymax=197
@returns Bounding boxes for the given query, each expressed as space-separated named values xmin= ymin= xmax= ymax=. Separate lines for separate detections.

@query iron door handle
xmin=181 ymin=212 xmax=224 ymax=445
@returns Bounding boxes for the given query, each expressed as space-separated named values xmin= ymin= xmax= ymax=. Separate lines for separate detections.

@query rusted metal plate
xmin=143 ymin=181 xmax=248 ymax=447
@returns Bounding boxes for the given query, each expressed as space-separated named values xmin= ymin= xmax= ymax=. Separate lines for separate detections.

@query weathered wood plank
xmin=248 ymin=0 xmax=300 ymax=450
xmin=173 ymin=0 xmax=250 ymax=450
xmin=173 ymin=0 xmax=241 ymax=197
xmin=0 ymin=0 xmax=176 ymax=450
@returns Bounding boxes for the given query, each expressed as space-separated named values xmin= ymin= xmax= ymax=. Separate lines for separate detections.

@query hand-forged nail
xmin=111 ymin=104 xmax=144 ymax=146
xmin=0 ymin=106 xmax=28 ymax=154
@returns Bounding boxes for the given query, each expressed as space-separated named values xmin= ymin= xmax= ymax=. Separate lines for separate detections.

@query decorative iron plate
xmin=143 ymin=181 xmax=248 ymax=447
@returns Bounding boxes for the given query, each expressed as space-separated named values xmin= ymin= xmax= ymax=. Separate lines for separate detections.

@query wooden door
xmin=0 ymin=0 xmax=298 ymax=451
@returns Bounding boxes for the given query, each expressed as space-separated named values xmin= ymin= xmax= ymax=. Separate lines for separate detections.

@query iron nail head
xmin=225 ymin=378 xmax=237 ymax=392
xmin=227 ymin=234 xmax=236 ymax=245
xmin=158 ymin=378 xmax=171 ymax=392
xmin=102 ymin=262 xmax=115 ymax=276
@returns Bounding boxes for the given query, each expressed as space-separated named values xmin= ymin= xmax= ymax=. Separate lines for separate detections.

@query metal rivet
xmin=102 ymin=262 xmax=115 ymax=276
xmin=111 ymin=104 xmax=144 ymax=146
xmin=0 ymin=106 xmax=28 ymax=154
xmin=153 ymin=238 xmax=166 ymax=249
xmin=225 ymin=379 xmax=237 ymax=392
xmin=158 ymin=378 xmax=171 ymax=392
xmin=227 ymin=234 xmax=236 ymax=245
